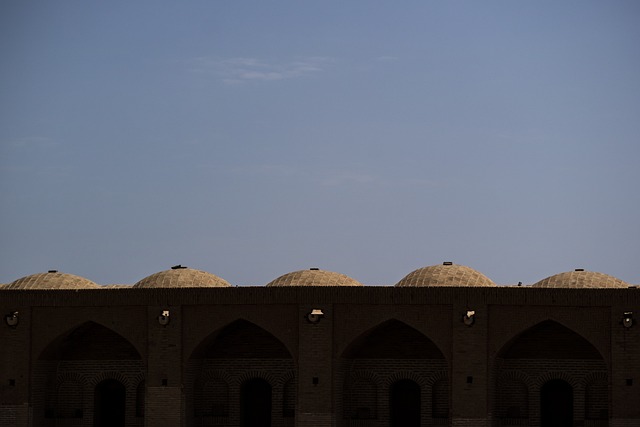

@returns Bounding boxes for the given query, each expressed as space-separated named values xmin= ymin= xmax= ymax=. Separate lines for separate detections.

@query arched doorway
xmin=187 ymin=320 xmax=294 ymax=426
xmin=341 ymin=319 xmax=447 ymax=424
xmin=541 ymin=379 xmax=572 ymax=427
xmin=390 ymin=379 xmax=420 ymax=427
xmin=241 ymin=378 xmax=272 ymax=427
xmin=94 ymin=379 xmax=126 ymax=427
xmin=494 ymin=321 xmax=606 ymax=426
xmin=34 ymin=322 xmax=143 ymax=426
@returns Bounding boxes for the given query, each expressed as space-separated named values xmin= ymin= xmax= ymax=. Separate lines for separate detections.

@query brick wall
xmin=1 ymin=286 xmax=639 ymax=427
xmin=32 ymin=360 xmax=145 ymax=427
xmin=185 ymin=358 xmax=295 ymax=427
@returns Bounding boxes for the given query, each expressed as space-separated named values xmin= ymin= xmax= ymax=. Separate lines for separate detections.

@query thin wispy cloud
xmin=4 ymin=136 xmax=58 ymax=149
xmin=224 ymin=164 xmax=442 ymax=191
xmin=375 ymin=56 xmax=399 ymax=62
xmin=192 ymin=56 xmax=334 ymax=84
xmin=319 ymin=172 xmax=377 ymax=187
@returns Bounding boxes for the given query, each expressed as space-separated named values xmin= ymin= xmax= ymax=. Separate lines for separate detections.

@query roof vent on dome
xmin=266 ymin=269 xmax=363 ymax=287
xmin=171 ymin=265 xmax=187 ymax=270
xmin=395 ymin=263 xmax=496 ymax=287
xmin=532 ymin=270 xmax=628 ymax=288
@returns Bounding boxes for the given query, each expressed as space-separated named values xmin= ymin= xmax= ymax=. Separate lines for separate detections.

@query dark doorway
xmin=94 ymin=379 xmax=126 ymax=427
xmin=241 ymin=378 xmax=272 ymax=427
xmin=541 ymin=379 xmax=573 ymax=427
xmin=390 ymin=379 xmax=421 ymax=427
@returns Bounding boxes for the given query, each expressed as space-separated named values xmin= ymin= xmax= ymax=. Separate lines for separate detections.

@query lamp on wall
xmin=623 ymin=312 xmax=633 ymax=328
xmin=306 ymin=309 xmax=324 ymax=324
xmin=158 ymin=310 xmax=170 ymax=326
xmin=463 ymin=310 xmax=475 ymax=326
xmin=5 ymin=311 xmax=18 ymax=328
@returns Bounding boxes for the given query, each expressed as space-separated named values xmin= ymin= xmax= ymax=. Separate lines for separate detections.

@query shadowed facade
xmin=1 ymin=264 xmax=638 ymax=427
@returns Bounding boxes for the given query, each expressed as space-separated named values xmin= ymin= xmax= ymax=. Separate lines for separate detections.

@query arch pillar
xmin=297 ymin=304 xmax=333 ymax=426
xmin=145 ymin=305 xmax=183 ymax=427
xmin=451 ymin=302 xmax=489 ymax=427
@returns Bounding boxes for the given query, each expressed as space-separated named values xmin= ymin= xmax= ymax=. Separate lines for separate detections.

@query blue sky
xmin=1 ymin=1 xmax=639 ymax=286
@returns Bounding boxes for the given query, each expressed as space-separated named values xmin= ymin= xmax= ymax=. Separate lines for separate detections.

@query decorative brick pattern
xmin=1 ymin=283 xmax=639 ymax=427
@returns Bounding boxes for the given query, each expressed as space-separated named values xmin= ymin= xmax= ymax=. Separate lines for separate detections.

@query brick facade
xmin=1 ymin=282 xmax=639 ymax=427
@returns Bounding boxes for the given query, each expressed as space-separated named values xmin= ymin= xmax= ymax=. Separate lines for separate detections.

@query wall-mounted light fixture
xmin=463 ymin=310 xmax=475 ymax=326
xmin=623 ymin=312 xmax=633 ymax=328
xmin=306 ymin=309 xmax=324 ymax=324
xmin=5 ymin=312 xmax=18 ymax=328
xmin=158 ymin=310 xmax=170 ymax=326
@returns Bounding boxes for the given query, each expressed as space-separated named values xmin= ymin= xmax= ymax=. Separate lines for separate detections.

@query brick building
xmin=1 ymin=263 xmax=639 ymax=427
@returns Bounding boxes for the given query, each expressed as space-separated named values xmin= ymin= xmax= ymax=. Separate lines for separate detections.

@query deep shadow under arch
xmin=494 ymin=320 xmax=605 ymax=426
xmin=343 ymin=319 xmax=445 ymax=359
xmin=541 ymin=379 xmax=573 ymax=427
xmin=341 ymin=319 xmax=447 ymax=424
xmin=500 ymin=320 xmax=602 ymax=360
xmin=94 ymin=379 xmax=126 ymax=427
xmin=39 ymin=321 xmax=141 ymax=361
xmin=241 ymin=378 xmax=272 ymax=427
xmin=190 ymin=319 xmax=292 ymax=359
xmin=34 ymin=321 xmax=143 ymax=426
xmin=390 ymin=379 xmax=420 ymax=427
xmin=188 ymin=319 xmax=294 ymax=426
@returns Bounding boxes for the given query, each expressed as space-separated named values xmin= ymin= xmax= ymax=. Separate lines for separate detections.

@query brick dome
xmin=532 ymin=270 xmax=628 ymax=288
xmin=133 ymin=266 xmax=232 ymax=288
xmin=5 ymin=271 xmax=100 ymax=290
xmin=266 ymin=269 xmax=363 ymax=287
xmin=396 ymin=262 xmax=496 ymax=287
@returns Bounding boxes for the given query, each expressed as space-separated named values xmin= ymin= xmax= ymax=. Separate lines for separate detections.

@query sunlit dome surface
xmin=395 ymin=262 xmax=496 ymax=287
xmin=133 ymin=266 xmax=232 ymax=288
xmin=5 ymin=271 xmax=100 ymax=290
xmin=266 ymin=269 xmax=363 ymax=287
xmin=532 ymin=270 xmax=628 ymax=289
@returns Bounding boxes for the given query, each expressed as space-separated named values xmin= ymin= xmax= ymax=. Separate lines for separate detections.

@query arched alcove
xmin=186 ymin=320 xmax=295 ymax=427
xmin=343 ymin=319 xmax=445 ymax=360
xmin=191 ymin=319 xmax=292 ymax=359
xmin=33 ymin=322 xmax=144 ymax=427
xmin=340 ymin=319 xmax=447 ymax=426
xmin=500 ymin=320 xmax=603 ymax=360
xmin=39 ymin=321 xmax=141 ymax=361
xmin=494 ymin=320 xmax=607 ymax=427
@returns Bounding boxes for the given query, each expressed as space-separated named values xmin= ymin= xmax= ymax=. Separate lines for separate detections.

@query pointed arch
xmin=32 ymin=321 xmax=144 ymax=426
xmin=342 ymin=319 xmax=446 ymax=359
xmin=187 ymin=319 xmax=295 ymax=427
xmin=498 ymin=320 xmax=603 ymax=360
xmin=340 ymin=319 xmax=448 ymax=424
xmin=38 ymin=321 xmax=142 ymax=361
xmin=494 ymin=320 xmax=608 ymax=427
xmin=190 ymin=319 xmax=293 ymax=360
